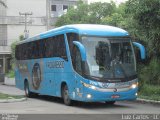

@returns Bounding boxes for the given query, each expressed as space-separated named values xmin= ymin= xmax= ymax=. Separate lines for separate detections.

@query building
xmin=0 ymin=0 xmax=9 ymax=74
xmin=6 ymin=0 xmax=47 ymax=45
xmin=0 ymin=0 xmax=87 ymax=75
xmin=46 ymin=0 xmax=88 ymax=30
xmin=0 ymin=0 xmax=46 ymax=74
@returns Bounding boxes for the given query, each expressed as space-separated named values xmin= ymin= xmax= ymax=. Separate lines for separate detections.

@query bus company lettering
xmin=47 ymin=61 xmax=64 ymax=68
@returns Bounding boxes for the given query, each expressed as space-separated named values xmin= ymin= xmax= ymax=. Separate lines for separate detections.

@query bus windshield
xmin=81 ymin=36 xmax=136 ymax=81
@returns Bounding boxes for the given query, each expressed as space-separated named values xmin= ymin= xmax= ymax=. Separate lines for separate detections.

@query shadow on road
xmin=31 ymin=95 xmax=133 ymax=109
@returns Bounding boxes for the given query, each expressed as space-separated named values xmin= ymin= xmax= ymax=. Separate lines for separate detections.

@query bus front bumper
xmin=77 ymin=87 xmax=138 ymax=102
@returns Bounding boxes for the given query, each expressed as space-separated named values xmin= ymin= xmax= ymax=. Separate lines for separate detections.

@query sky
xmin=88 ymin=0 xmax=128 ymax=4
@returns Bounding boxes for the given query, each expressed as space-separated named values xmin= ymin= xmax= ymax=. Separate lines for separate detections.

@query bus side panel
xmin=15 ymin=61 xmax=29 ymax=90
xmin=54 ymin=72 xmax=75 ymax=98
xmin=16 ymin=59 xmax=42 ymax=94
xmin=44 ymin=57 xmax=73 ymax=97
xmin=40 ymin=72 xmax=55 ymax=96
xmin=28 ymin=59 xmax=46 ymax=94
xmin=15 ymin=64 xmax=22 ymax=90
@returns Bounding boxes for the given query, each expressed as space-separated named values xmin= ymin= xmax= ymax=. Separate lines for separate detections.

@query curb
xmin=2 ymin=83 xmax=15 ymax=87
xmin=0 ymin=97 xmax=27 ymax=103
xmin=136 ymin=98 xmax=160 ymax=105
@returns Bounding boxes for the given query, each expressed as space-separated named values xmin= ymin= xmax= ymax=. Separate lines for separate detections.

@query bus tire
xmin=62 ymin=84 xmax=72 ymax=106
xmin=105 ymin=101 xmax=116 ymax=105
xmin=24 ymin=81 xmax=34 ymax=98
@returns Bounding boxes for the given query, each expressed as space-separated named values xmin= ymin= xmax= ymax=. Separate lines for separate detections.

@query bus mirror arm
xmin=133 ymin=42 xmax=146 ymax=60
xmin=73 ymin=41 xmax=87 ymax=61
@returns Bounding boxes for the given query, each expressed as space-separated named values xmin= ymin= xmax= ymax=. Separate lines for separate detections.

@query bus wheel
xmin=24 ymin=81 xmax=34 ymax=98
xmin=105 ymin=101 xmax=116 ymax=105
xmin=62 ymin=85 xmax=72 ymax=106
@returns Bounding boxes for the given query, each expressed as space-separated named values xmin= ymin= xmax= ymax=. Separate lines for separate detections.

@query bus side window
xmin=15 ymin=45 xmax=19 ymax=60
xmin=44 ymin=34 xmax=67 ymax=60
xmin=66 ymin=33 xmax=79 ymax=57
xmin=57 ymin=35 xmax=67 ymax=60
xmin=72 ymin=45 xmax=82 ymax=75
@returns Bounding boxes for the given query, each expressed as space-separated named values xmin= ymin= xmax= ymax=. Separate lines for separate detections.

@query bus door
xmin=72 ymin=45 xmax=84 ymax=99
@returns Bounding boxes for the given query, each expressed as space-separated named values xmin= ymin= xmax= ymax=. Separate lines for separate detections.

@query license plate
xmin=111 ymin=95 xmax=120 ymax=99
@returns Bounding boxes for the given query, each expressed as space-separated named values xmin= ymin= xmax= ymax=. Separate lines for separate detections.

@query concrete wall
xmin=7 ymin=25 xmax=46 ymax=45
xmin=6 ymin=0 xmax=46 ymax=44
xmin=0 ymin=0 xmax=7 ymax=46
xmin=0 ymin=0 xmax=6 ymax=16
xmin=6 ymin=0 xmax=46 ymax=17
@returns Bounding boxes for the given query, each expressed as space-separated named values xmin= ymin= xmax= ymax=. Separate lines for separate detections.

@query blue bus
xmin=15 ymin=24 xmax=145 ymax=105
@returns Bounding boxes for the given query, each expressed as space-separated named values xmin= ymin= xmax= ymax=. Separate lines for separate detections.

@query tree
xmin=124 ymin=0 xmax=160 ymax=86
xmin=125 ymin=0 xmax=160 ymax=57
xmin=87 ymin=1 xmax=116 ymax=24
xmin=7 ymin=35 xmax=24 ymax=77
xmin=55 ymin=0 xmax=160 ymax=88
xmin=55 ymin=1 xmax=89 ymax=26
xmin=55 ymin=1 xmax=116 ymax=27
xmin=10 ymin=41 xmax=17 ymax=68
xmin=9 ymin=35 xmax=24 ymax=73
xmin=101 ymin=13 xmax=123 ymax=27
xmin=56 ymin=0 xmax=160 ymax=58
xmin=19 ymin=35 xmax=24 ymax=41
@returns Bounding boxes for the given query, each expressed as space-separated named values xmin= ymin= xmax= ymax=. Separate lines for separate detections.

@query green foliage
xmin=101 ymin=13 xmax=123 ymax=27
xmin=88 ymin=1 xmax=116 ymax=24
xmin=0 ymin=92 xmax=24 ymax=99
xmin=55 ymin=2 xmax=89 ymax=26
xmin=6 ymin=70 xmax=15 ymax=78
xmin=19 ymin=35 xmax=24 ymax=41
xmin=10 ymin=41 xmax=18 ymax=69
xmin=139 ymin=84 xmax=160 ymax=101
xmin=139 ymin=95 xmax=160 ymax=101
xmin=125 ymin=0 xmax=160 ymax=57
xmin=55 ymin=1 xmax=116 ymax=26
xmin=9 ymin=35 xmax=22 ymax=76
xmin=139 ymin=58 xmax=160 ymax=85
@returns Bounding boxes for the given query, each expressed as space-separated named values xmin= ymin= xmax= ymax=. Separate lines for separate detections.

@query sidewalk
xmin=0 ymin=82 xmax=26 ymax=103
xmin=0 ymin=82 xmax=24 ymax=95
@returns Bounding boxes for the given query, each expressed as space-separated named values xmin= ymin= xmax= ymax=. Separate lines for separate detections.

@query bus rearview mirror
xmin=73 ymin=41 xmax=87 ymax=61
xmin=133 ymin=42 xmax=146 ymax=60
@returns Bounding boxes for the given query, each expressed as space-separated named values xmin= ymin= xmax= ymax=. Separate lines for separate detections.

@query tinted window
xmin=45 ymin=35 xmax=67 ymax=59
xmin=72 ymin=45 xmax=82 ymax=75
xmin=66 ymin=33 xmax=81 ymax=72
xmin=15 ymin=34 xmax=67 ymax=60
xmin=66 ymin=33 xmax=79 ymax=57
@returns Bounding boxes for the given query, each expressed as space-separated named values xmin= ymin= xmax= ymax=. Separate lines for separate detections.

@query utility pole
xmin=46 ymin=0 xmax=50 ymax=30
xmin=19 ymin=12 xmax=33 ymax=39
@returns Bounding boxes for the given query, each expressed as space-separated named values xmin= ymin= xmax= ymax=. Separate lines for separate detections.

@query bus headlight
xmin=87 ymin=94 xmax=92 ymax=99
xmin=81 ymin=81 xmax=97 ymax=90
xmin=131 ymin=82 xmax=138 ymax=89
xmin=135 ymin=93 xmax=138 ymax=96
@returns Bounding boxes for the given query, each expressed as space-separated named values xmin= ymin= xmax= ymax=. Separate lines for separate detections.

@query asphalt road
xmin=0 ymin=97 xmax=160 ymax=120
xmin=0 ymin=95 xmax=160 ymax=114
xmin=0 ymin=83 xmax=160 ymax=120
